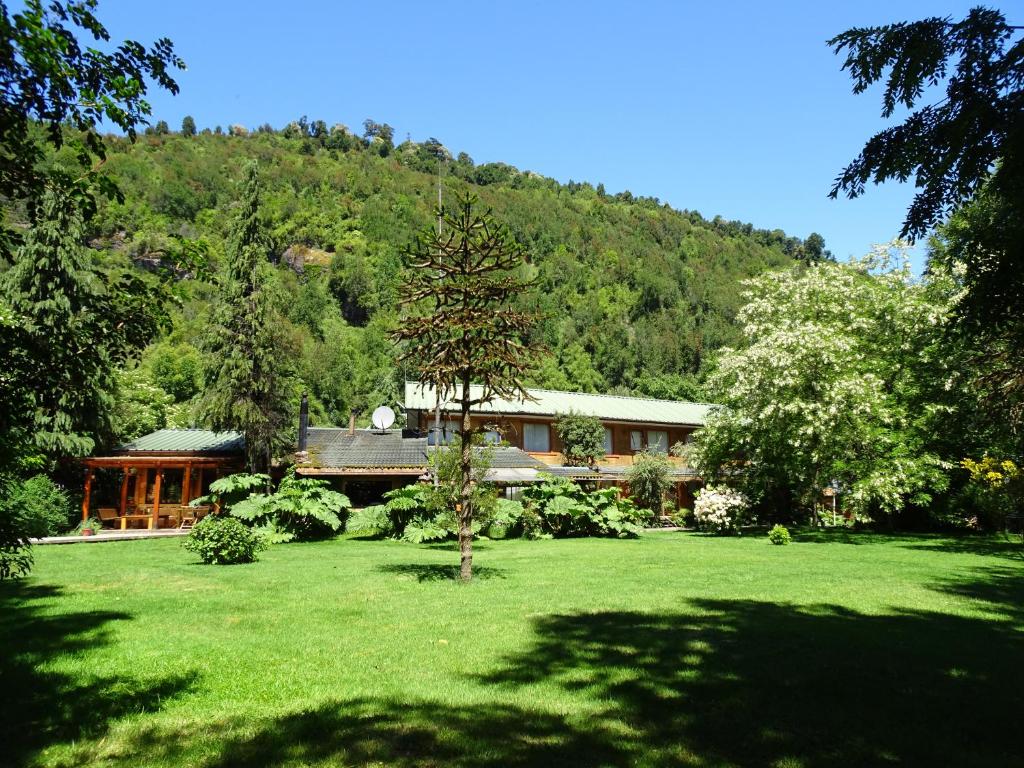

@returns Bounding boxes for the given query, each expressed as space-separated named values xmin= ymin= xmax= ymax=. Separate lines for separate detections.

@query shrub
xmin=230 ymin=469 xmax=350 ymax=542
xmin=768 ymin=524 xmax=792 ymax=545
xmin=693 ymin=485 xmax=749 ymax=533
xmin=553 ymin=411 xmax=606 ymax=466
xmin=669 ymin=508 xmax=693 ymax=528
xmin=626 ymin=451 xmax=673 ymax=516
xmin=184 ymin=515 xmax=267 ymax=564
xmin=520 ymin=475 xmax=650 ymax=538
xmin=4 ymin=474 xmax=74 ymax=537
xmin=199 ymin=470 xmax=350 ymax=542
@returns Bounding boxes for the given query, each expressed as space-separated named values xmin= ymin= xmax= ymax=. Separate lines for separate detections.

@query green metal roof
xmin=117 ymin=429 xmax=244 ymax=454
xmin=404 ymin=382 xmax=715 ymax=427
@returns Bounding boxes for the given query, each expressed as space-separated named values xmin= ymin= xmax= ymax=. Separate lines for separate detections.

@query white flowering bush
xmin=693 ymin=485 xmax=749 ymax=533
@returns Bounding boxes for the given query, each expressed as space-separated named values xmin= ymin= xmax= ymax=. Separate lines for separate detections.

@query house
xmin=294 ymin=426 xmax=547 ymax=506
xmin=80 ymin=429 xmax=244 ymax=529
xmin=403 ymin=382 xmax=713 ymax=509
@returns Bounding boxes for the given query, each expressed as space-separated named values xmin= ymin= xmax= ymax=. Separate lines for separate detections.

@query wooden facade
xmin=80 ymin=455 xmax=242 ymax=530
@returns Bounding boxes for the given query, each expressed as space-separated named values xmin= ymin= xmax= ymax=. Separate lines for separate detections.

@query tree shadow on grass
xmin=474 ymin=567 xmax=1024 ymax=767
xmin=376 ymin=563 xmax=506 ymax=582
xmin=791 ymin=529 xmax=1024 ymax=560
xmin=87 ymin=568 xmax=1024 ymax=767
xmin=0 ymin=582 xmax=197 ymax=767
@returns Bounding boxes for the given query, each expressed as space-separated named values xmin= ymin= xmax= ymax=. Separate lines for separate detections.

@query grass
xmin=2 ymin=531 xmax=1022 ymax=768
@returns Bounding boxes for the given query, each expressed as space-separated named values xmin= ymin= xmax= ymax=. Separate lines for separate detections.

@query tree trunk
xmin=459 ymin=374 xmax=473 ymax=581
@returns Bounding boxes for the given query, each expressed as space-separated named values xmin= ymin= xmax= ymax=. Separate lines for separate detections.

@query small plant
xmin=768 ymin=524 xmax=792 ymax=545
xmin=669 ymin=508 xmax=693 ymax=528
xmin=73 ymin=518 xmax=103 ymax=536
xmin=693 ymin=485 xmax=749 ymax=534
xmin=184 ymin=515 xmax=267 ymax=564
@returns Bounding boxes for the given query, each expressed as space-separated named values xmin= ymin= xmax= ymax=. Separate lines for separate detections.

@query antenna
xmin=371 ymin=405 xmax=396 ymax=433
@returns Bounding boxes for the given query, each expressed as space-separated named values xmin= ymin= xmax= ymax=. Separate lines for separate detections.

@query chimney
xmin=297 ymin=393 xmax=309 ymax=452
xmin=348 ymin=411 xmax=356 ymax=436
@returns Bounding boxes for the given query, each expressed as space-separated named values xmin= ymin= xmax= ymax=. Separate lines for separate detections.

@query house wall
xmin=409 ymin=411 xmax=696 ymax=469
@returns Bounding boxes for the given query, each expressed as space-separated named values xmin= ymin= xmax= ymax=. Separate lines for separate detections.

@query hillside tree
xmin=0 ymin=0 xmax=183 ymax=258
xmin=395 ymin=194 xmax=539 ymax=580
xmin=181 ymin=115 xmax=197 ymax=137
xmin=199 ymin=164 xmax=294 ymax=472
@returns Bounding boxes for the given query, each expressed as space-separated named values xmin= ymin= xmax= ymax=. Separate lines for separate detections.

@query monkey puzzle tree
xmin=395 ymin=194 xmax=539 ymax=581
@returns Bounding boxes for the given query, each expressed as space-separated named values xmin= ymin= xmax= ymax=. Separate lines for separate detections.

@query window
xmin=604 ymin=427 xmax=614 ymax=454
xmin=484 ymin=430 xmax=502 ymax=445
xmin=523 ymin=422 xmax=550 ymax=452
xmin=630 ymin=430 xmax=644 ymax=451
xmin=427 ymin=419 xmax=461 ymax=446
xmin=647 ymin=430 xmax=669 ymax=453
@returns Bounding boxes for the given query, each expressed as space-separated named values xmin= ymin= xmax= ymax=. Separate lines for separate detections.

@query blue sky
xmin=101 ymin=0 xmax=993 ymax=270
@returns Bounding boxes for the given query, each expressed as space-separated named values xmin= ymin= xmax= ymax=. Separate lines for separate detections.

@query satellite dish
xmin=371 ymin=405 xmax=396 ymax=432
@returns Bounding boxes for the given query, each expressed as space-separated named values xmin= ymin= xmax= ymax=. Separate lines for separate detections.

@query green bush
xmin=184 ymin=515 xmax=267 ymax=564
xmin=625 ymin=451 xmax=673 ymax=516
xmin=768 ymin=524 xmax=792 ymax=546
xmin=669 ymin=508 xmax=693 ymax=528
xmin=520 ymin=475 xmax=650 ymax=538
xmin=4 ymin=474 xmax=75 ymax=537
xmin=198 ymin=470 xmax=350 ymax=542
xmin=553 ymin=411 xmax=606 ymax=466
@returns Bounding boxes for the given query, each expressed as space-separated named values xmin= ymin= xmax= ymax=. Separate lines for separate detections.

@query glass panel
xmin=630 ymin=430 xmax=644 ymax=451
xmin=428 ymin=419 xmax=461 ymax=446
xmin=484 ymin=430 xmax=502 ymax=444
xmin=604 ymin=427 xmax=614 ymax=454
xmin=647 ymin=430 xmax=669 ymax=453
xmin=523 ymin=422 xmax=550 ymax=452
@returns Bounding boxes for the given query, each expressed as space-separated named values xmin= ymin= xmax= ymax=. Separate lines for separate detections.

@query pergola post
xmin=182 ymin=463 xmax=192 ymax=506
xmin=119 ymin=469 xmax=130 ymax=517
xmin=82 ymin=467 xmax=93 ymax=521
xmin=151 ymin=468 xmax=162 ymax=530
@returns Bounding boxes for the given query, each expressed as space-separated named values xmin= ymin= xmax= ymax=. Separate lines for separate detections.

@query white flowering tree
xmin=694 ymin=243 xmax=954 ymax=521
xmin=693 ymin=485 xmax=749 ymax=533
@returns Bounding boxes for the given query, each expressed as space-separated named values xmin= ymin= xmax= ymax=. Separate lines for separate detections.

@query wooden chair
xmin=97 ymin=508 xmax=118 ymax=528
xmin=178 ymin=505 xmax=196 ymax=529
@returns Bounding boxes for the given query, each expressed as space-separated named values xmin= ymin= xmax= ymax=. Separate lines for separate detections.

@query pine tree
xmin=199 ymin=164 xmax=293 ymax=471
xmin=0 ymin=185 xmax=113 ymax=456
xmin=395 ymin=194 xmax=539 ymax=580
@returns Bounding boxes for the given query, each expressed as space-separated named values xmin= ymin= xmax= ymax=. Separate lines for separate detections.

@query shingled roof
xmin=304 ymin=428 xmax=545 ymax=470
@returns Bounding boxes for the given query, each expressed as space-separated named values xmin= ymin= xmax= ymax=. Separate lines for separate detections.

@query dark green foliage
xmin=87 ymin=129 xmax=812 ymax=413
xmin=228 ymin=468 xmax=350 ymax=542
xmin=181 ymin=115 xmax=197 ymax=137
xmin=768 ymin=524 xmax=792 ymax=545
xmin=520 ymin=475 xmax=650 ymax=538
xmin=1 ymin=185 xmax=166 ymax=459
xmin=183 ymin=514 xmax=267 ymax=564
xmin=2 ymin=474 xmax=74 ymax=537
xmin=0 ymin=0 xmax=183 ymax=255
xmin=626 ymin=451 xmax=673 ymax=515
xmin=829 ymin=8 xmax=1024 ymax=241
xmin=198 ymin=165 xmax=294 ymax=471
xmin=553 ymin=411 xmax=606 ymax=467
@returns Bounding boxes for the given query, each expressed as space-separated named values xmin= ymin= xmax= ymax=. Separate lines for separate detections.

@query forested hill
xmin=86 ymin=125 xmax=826 ymax=432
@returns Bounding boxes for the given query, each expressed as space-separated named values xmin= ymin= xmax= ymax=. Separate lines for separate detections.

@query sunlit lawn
xmin=2 ymin=530 xmax=1022 ymax=767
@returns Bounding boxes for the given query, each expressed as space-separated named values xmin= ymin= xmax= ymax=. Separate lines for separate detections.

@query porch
xmin=80 ymin=456 xmax=240 ymax=530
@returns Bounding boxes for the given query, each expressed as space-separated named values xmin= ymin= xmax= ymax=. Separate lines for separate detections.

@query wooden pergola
xmin=81 ymin=454 xmax=242 ymax=530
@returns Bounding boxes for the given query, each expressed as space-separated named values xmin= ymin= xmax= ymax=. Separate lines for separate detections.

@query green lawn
xmin=2 ymin=532 xmax=1022 ymax=768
